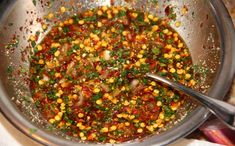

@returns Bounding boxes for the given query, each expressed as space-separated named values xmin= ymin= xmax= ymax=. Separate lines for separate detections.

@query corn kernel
xmin=140 ymin=122 xmax=146 ymax=128
xmin=101 ymin=41 xmax=108 ymax=47
xmin=110 ymin=125 xmax=117 ymax=131
xmin=58 ymin=112 xmax=63 ymax=117
xmin=48 ymin=13 xmax=54 ymax=19
xmin=38 ymin=80 xmax=44 ymax=85
xmin=153 ymin=123 xmax=158 ymax=128
xmin=79 ymin=125 xmax=86 ymax=130
xmin=97 ymin=22 xmax=102 ymax=27
xmin=58 ymin=22 xmax=64 ymax=28
xmin=109 ymin=139 xmax=116 ymax=144
xmin=171 ymin=103 xmax=179 ymax=111
xmin=157 ymin=101 xmax=162 ymax=106
xmin=58 ymin=27 xmax=63 ymax=31
xmin=79 ymin=132 xmax=85 ymax=137
xmin=159 ymin=112 xmax=164 ymax=120
xmin=146 ymin=125 xmax=154 ymax=132
xmin=111 ymin=27 xmax=116 ymax=32
xmin=78 ymin=113 xmax=84 ymax=118
xmin=117 ymin=114 xmax=122 ymax=118
xmin=181 ymin=7 xmax=188 ymax=15
xmin=49 ymin=119 xmax=55 ymax=123
xmin=54 ymin=50 xmax=60 ymax=57
xmin=100 ymin=127 xmax=109 ymax=133
xmin=51 ymin=43 xmax=61 ymax=48
xmin=122 ymin=114 xmax=128 ymax=119
xmin=54 ymin=73 xmax=61 ymax=78
xmin=175 ymin=21 xmax=181 ymax=27
xmin=42 ymin=24 xmax=47 ymax=30
xmin=60 ymin=7 xmax=66 ymax=13
xmin=125 ymin=122 xmax=130 ymax=126
xmin=152 ymin=25 xmax=159 ymax=31
xmin=177 ymin=69 xmax=184 ymax=75
xmin=58 ymin=90 xmax=64 ymax=95
xmin=176 ymin=62 xmax=182 ymax=68
xmin=108 ymin=78 xmax=115 ymax=83
xmin=97 ymin=10 xmax=103 ymax=16
xmin=165 ymin=44 xmax=172 ymax=49
xmin=139 ymin=58 xmax=146 ymax=63
xmin=130 ymin=100 xmax=136 ymax=105
xmin=122 ymin=41 xmax=128 ymax=46
xmin=153 ymin=17 xmax=159 ymax=22
xmin=153 ymin=89 xmax=159 ymax=95
xmin=121 ymin=86 xmax=126 ymax=91
xmin=123 ymin=100 xmax=129 ymax=106
xmin=55 ymin=93 xmax=61 ymax=97
xmin=164 ymin=54 xmax=169 ymax=59
xmin=104 ymin=93 xmax=112 ymax=100
xmin=170 ymin=68 xmax=176 ymax=73
xmin=78 ymin=20 xmax=84 ymax=25
xmin=81 ymin=137 xmax=87 ymax=141
xmin=129 ymin=115 xmax=135 ymax=120
xmin=93 ymin=88 xmax=100 ymax=93
xmin=96 ymin=99 xmax=102 ymax=105
xmin=65 ymin=122 xmax=71 ymax=126
xmin=69 ymin=19 xmax=74 ymax=24
xmin=90 ymin=133 xmax=96 ymax=138
xmin=142 ymin=44 xmax=147 ymax=49
xmin=185 ymin=74 xmax=191 ymax=80
xmin=148 ymin=14 xmax=154 ymax=20
xmin=132 ymin=13 xmax=138 ymax=18
xmin=122 ymin=31 xmax=128 ymax=36
xmin=76 ymin=122 xmax=82 ymax=127
xmin=102 ymin=6 xmax=108 ymax=12
xmin=113 ymin=8 xmax=119 ymax=14
xmin=137 ymin=54 xmax=143 ymax=59
xmin=174 ymin=37 xmax=179 ymax=42
xmin=55 ymin=115 xmax=61 ymax=121
xmin=175 ymin=54 xmax=181 ymax=60
xmin=37 ymin=45 xmax=43 ymax=51
xmin=135 ymin=61 xmax=141 ymax=67
xmin=133 ymin=119 xmax=139 ymax=123
xmin=190 ymin=79 xmax=196 ymax=86
xmin=107 ymin=14 xmax=112 ymax=19
xmin=163 ymin=29 xmax=169 ymax=34
xmin=144 ymin=18 xmax=150 ymax=23
xmin=39 ymin=59 xmax=44 ymax=64
xmin=96 ymin=65 xmax=102 ymax=72
xmin=64 ymin=20 xmax=69 ymax=25
xmin=178 ymin=43 xmax=184 ymax=48
xmin=60 ymin=106 xmax=65 ymax=110
xmin=30 ymin=35 xmax=36 ymax=41
xmin=57 ymin=98 xmax=63 ymax=103
xmin=150 ymin=81 xmax=156 ymax=86
xmin=137 ymin=128 xmax=143 ymax=133
xmin=139 ymin=50 xmax=145 ymax=54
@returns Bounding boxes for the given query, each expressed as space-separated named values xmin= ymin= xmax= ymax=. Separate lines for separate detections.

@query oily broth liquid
xmin=29 ymin=6 xmax=194 ymax=143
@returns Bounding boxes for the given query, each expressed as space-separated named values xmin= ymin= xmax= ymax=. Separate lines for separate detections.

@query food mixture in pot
xmin=29 ymin=6 xmax=195 ymax=143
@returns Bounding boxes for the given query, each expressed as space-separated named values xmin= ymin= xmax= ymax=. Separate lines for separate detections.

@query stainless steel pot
xmin=0 ymin=0 xmax=234 ymax=146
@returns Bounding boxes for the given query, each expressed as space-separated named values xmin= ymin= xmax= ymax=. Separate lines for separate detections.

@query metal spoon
xmin=146 ymin=73 xmax=235 ymax=130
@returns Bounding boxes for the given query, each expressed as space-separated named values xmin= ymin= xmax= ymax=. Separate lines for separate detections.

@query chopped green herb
xmin=152 ymin=48 xmax=161 ymax=55
xmin=92 ymin=93 xmax=103 ymax=101
xmin=32 ymin=0 xmax=37 ymax=6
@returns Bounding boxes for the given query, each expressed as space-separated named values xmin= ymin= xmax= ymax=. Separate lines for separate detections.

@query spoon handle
xmin=146 ymin=73 xmax=235 ymax=130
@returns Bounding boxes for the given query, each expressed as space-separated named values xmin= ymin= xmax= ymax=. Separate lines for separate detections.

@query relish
xmin=30 ymin=6 xmax=195 ymax=143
